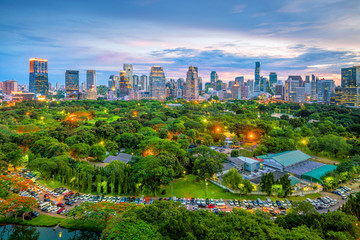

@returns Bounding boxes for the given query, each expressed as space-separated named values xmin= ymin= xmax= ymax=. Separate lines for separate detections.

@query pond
xmin=0 ymin=224 xmax=100 ymax=240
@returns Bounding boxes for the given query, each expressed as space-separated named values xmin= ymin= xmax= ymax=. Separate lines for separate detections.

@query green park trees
xmin=222 ymin=168 xmax=254 ymax=194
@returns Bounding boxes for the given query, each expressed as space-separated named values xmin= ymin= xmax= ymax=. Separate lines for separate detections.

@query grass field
xmin=155 ymin=174 xmax=321 ymax=201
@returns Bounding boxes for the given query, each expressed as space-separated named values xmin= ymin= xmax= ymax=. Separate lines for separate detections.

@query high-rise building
xmin=231 ymin=81 xmax=241 ymax=100
xmin=29 ymin=58 xmax=48 ymax=95
xmin=56 ymin=82 xmax=59 ymax=90
xmin=149 ymin=66 xmax=166 ymax=100
xmin=184 ymin=66 xmax=199 ymax=100
xmin=166 ymin=79 xmax=177 ymax=99
xmin=285 ymin=76 xmax=303 ymax=102
xmin=269 ymin=72 xmax=277 ymax=87
xmin=176 ymin=78 xmax=184 ymax=98
xmin=133 ymin=75 xmax=139 ymax=91
xmin=205 ymin=82 xmax=213 ymax=93
xmin=235 ymin=76 xmax=244 ymax=87
xmin=216 ymin=80 xmax=223 ymax=91
xmin=255 ymin=61 xmax=261 ymax=90
xmin=86 ymin=70 xmax=96 ymax=91
xmin=65 ymin=70 xmax=79 ymax=99
xmin=3 ymin=80 xmax=18 ymax=95
xmin=311 ymin=74 xmax=316 ymax=101
xmin=123 ymin=64 xmax=133 ymax=88
xmin=317 ymin=79 xmax=335 ymax=104
xmin=210 ymin=71 xmax=218 ymax=86
xmin=119 ymin=71 xmax=131 ymax=97
xmin=140 ymin=75 xmax=148 ymax=91
xmin=109 ymin=75 xmax=120 ymax=91
xmin=260 ymin=77 xmax=269 ymax=92
xmin=341 ymin=66 xmax=360 ymax=87
xmin=305 ymin=75 xmax=310 ymax=83
xmin=198 ymin=77 xmax=203 ymax=95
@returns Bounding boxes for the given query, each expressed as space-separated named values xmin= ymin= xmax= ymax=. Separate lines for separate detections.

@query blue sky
xmin=0 ymin=0 xmax=359 ymax=86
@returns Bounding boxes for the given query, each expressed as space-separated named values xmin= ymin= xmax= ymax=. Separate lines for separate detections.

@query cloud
xmin=232 ymin=4 xmax=246 ymax=14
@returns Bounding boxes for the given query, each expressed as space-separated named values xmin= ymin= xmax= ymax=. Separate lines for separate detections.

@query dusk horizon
xmin=1 ymin=0 xmax=359 ymax=86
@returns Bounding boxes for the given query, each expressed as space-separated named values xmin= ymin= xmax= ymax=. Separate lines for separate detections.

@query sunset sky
xmin=1 ymin=0 xmax=359 ymax=85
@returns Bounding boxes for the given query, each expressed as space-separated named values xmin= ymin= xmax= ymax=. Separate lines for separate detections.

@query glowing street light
xmin=215 ymin=127 xmax=221 ymax=133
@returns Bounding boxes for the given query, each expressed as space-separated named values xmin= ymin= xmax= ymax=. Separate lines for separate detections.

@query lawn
xmin=38 ymin=179 xmax=67 ymax=190
xmin=155 ymin=174 xmax=321 ymax=201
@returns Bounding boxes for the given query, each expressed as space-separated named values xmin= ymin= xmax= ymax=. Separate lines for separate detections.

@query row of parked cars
xmin=39 ymin=201 xmax=70 ymax=215
xmin=332 ymin=186 xmax=354 ymax=200
xmin=18 ymin=169 xmax=40 ymax=181
xmin=309 ymin=196 xmax=337 ymax=209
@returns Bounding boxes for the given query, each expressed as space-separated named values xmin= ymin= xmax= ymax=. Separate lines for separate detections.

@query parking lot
xmin=9 ymin=170 xmax=360 ymax=220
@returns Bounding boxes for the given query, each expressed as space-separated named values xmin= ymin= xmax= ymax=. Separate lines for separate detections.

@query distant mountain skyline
xmin=1 ymin=0 xmax=359 ymax=86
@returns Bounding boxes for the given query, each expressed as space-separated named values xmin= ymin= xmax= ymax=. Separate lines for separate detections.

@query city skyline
xmin=1 ymin=0 xmax=360 ymax=85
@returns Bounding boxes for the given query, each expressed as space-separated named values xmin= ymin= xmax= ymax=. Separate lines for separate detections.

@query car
xmin=149 ymin=198 xmax=153 ymax=204
xmin=135 ymin=198 xmax=140 ymax=204
xmin=210 ymin=199 xmax=215 ymax=204
xmin=57 ymin=203 xmax=65 ymax=207
xmin=57 ymin=208 xmax=65 ymax=214
xmin=65 ymin=201 xmax=73 ymax=206
xmin=208 ymin=204 xmax=216 ymax=208
xmin=228 ymin=200 xmax=234 ymax=206
xmin=186 ymin=199 xmax=191 ymax=205
xmin=205 ymin=198 xmax=210 ymax=205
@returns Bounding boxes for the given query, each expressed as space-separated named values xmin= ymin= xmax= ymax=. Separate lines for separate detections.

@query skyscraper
xmin=176 ymin=78 xmax=184 ymax=98
xmin=235 ymin=76 xmax=244 ymax=86
xmin=341 ymin=66 xmax=360 ymax=87
xmin=133 ymin=75 xmax=139 ymax=90
xmin=29 ymin=58 xmax=48 ymax=95
xmin=140 ymin=75 xmax=148 ymax=91
xmin=123 ymin=64 xmax=133 ymax=88
xmin=184 ymin=65 xmax=199 ymax=100
xmin=65 ymin=70 xmax=79 ymax=99
xmin=149 ymin=66 xmax=166 ymax=100
xmin=311 ymin=75 xmax=317 ymax=101
xmin=269 ymin=72 xmax=277 ymax=87
xmin=86 ymin=70 xmax=96 ymax=90
xmin=198 ymin=77 xmax=203 ymax=95
xmin=210 ymin=71 xmax=218 ymax=86
xmin=119 ymin=71 xmax=131 ymax=97
xmin=255 ymin=61 xmax=261 ymax=90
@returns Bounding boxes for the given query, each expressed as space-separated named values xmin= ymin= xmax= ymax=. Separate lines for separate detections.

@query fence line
xmin=208 ymin=179 xmax=322 ymax=196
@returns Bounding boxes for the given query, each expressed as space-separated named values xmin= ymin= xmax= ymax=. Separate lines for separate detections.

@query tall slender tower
xmin=29 ymin=58 xmax=48 ymax=95
xmin=123 ymin=64 xmax=133 ymax=88
xmin=65 ymin=70 xmax=79 ymax=99
xmin=140 ymin=75 xmax=148 ymax=91
xmin=210 ymin=71 xmax=218 ymax=87
xmin=255 ymin=61 xmax=261 ymax=91
xmin=149 ymin=66 xmax=166 ymax=100
xmin=184 ymin=66 xmax=199 ymax=100
xmin=86 ymin=70 xmax=96 ymax=90
xmin=119 ymin=71 xmax=131 ymax=97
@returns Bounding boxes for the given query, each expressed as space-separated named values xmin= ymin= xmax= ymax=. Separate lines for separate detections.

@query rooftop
xmin=258 ymin=150 xmax=311 ymax=167
xmin=103 ymin=153 xmax=132 ymax=164
xmin=238 ymin=156 xmax=260 ymax=165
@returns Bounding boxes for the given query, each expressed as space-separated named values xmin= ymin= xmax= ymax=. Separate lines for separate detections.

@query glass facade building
xmin=86 ymin=70 xmax=96 ymax=90
xmin=149 ymin=66 xmax=166 ymax=100
xmin=29 ymin=58 xmax=48 ymax=95
xmin=255 ymin=61 xmax=261 ymax=91
xmin=65 ymin=70 xmax=79 ymax=98
xmin=184 ymin=65 xmax=199 ymax=100
xmin=119 ymin=70 xmax=131 ymax=97
xmin=341 ymin=66 xmax=360 ymax=88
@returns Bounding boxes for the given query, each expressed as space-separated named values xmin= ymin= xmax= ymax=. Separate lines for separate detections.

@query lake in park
xmin=0 ymin=224 xmax=100 ymax=240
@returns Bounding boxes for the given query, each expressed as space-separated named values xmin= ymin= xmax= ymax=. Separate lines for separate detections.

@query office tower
xmin=275 ymin=84 xmax=285 ymax=100
xmin=166 ymin=79 xmax=177 ymax=99
xmin=305 ymin=75 xmax=310 ymax=83
xmin=295 ymin=87 xmax=305 ymax=102
xmin=140 ymin=75 xmax=148 ymax=91
xmin=285 ymin=76 xmax=303 ymax=102
xmin=216 ymin=80 xmax=223 ymax=91
xmin=133 ymin=75 xmax=139 ymax=91
xmin=65 ymin=70 xmax=79 ymax=99
xmin=176 ymin=78 xmax=184 ymax=98
xmin=317 ymin=79 xmax=335 ymax=103
xmin=255 ymin=61 xmax=261 ymax=90
xmin=260 ymin=77 xmax=269 ymax=92
xmin=235 ymin=76 xmax=244 ymax=87
xmin=56 ymin=82 xmax=59 ymax=90
xmin=210 ymin=71 xmax=218 ymax=86
xmin=149 ymin=66 xmax=166 ymax=100
xmin=228 ymin=81 xmax=235 ymax=89
xmin=311 ymin=75 xmax=316 ymax=101
xmin=231 ymin=81 xmax=241 ymax=100
xmin=80 ymin=82 xmax=85 ymax=91
xmin=205 ymin=82 xmax=213 ymax=93
xmin=3 ymin=80 xmax=18 ymax=95
xmin=119 ymin=71 xmax=131 ymax=97
xmin=198 ymin=77 xmax=203 ymax=95
xmin=29 ymin=58 xmax=48 ymax=95
xmin=123 ymin=64 xmax=133 ymax=88
xmin=333 ymin=66 xmax=360 ymax=107
xmin=48 ymin=82 xmax=52 ymax=91
xmin=109 ymin=75 xmax=119 ymax=91
xmin=184 ymin=66 xmax=199 ymax=100
xmin=341 ymin=66 xmax=360 ymax=87
xmin=86 ymin=70 xmax=96 ymax=91
xmin=269 ymin=72 xmax=277 ymax=87
xmin=247 ymin=80 xmax=254 ymax=95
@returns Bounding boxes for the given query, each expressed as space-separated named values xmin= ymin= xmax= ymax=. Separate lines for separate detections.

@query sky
xmin=0 ymin=0 xmax=360 ymax=86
